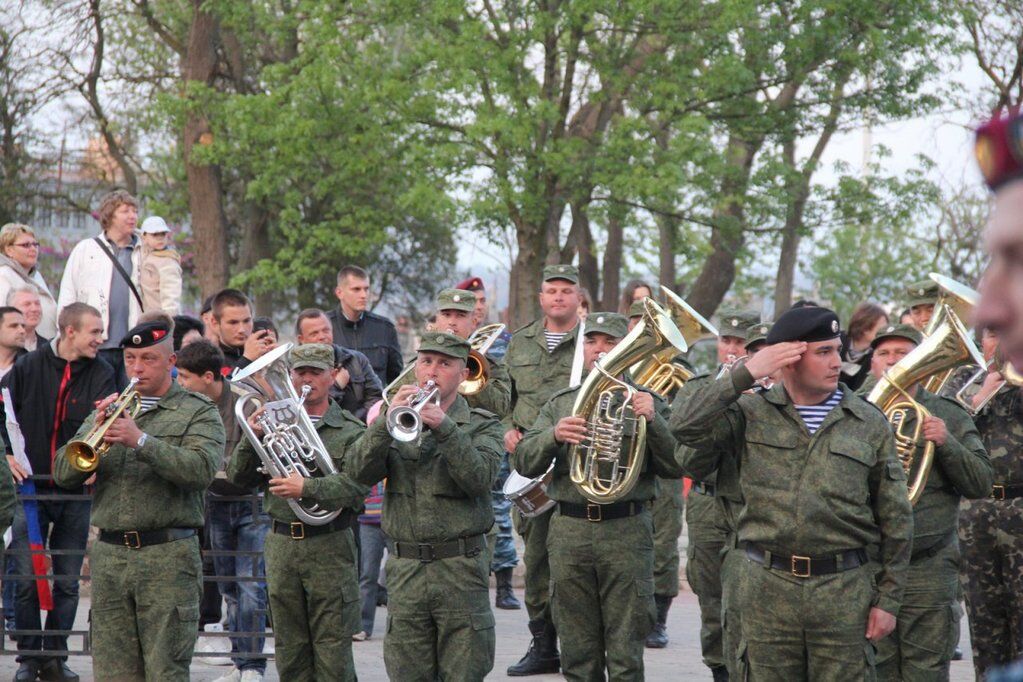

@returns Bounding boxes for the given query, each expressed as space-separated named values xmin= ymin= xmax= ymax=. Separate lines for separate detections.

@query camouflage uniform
xmin=227 ymin=399 xmax=368 ymax=682
xmin=959 ymin=384 xmax=1023 ymax=678
xmin=652 ymin=476 xmax=684 ymax=598
xmin=672 ymin=367 xmax=914 ymax=681
xmin=53 ymin=382 xmax=223 ymax=682
xmin=346 ymin=387 xmax=503 ymax=681
xmin=873 ymin=390 xmax=992 ymax=681
xmin=514 ymin=374 xmax=680 ymax=681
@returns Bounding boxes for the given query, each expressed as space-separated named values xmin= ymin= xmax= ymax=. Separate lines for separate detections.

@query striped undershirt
xmin=794 ymin=389 xmax=844 ymax=434
xmin=543 ymin=329 xmax=567 ymax=352
xmin=308 ymin=414 xmax=321 ymax=424
xmin=138 ymin=396 xmax=160 ymax=413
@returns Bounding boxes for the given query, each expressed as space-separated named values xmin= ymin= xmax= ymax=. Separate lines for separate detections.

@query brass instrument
xmin=383 ymin=362 xmax=416 ymax=407
xmin=460 ymin=323 xmax=506 ymax=395
xmin=630 ymin=286 xmax=717 ymax=396
xmin=867 ymin=306 xmax=985 ymax=505
xmin=922 ymin=274 xmax=979 ymax=394
xmin=232 ymin=344 xmax=342 ymax=526
xmin=953 ymin=352 xmax=1023 ymax=414
xmin=569 ymin=299 xmax=686 ymax=503
xmin=386 ymin=380 xmax=440 ymax=442
xmin=65 ymin=378 xmax=142 ymax=473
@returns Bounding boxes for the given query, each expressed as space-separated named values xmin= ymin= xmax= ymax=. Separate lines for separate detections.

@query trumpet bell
xmin=64 ymin=377 xmax=142 ymax=473
xmin=65 ymin=441 xmax=101 ymax=473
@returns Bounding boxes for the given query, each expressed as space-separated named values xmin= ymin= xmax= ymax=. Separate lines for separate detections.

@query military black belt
xmin=691 ymin=481 xmax=716 ymax=496
xmin=911 ymin=532 xmax=956 ymax=562
xmin=390 ymin=534 xmax=486 ymax=563
xmin=98 ymin=527 xmax=197 ymax=550
xmin=991 ymin=484 xmax=1023 ymax=500
xmin=742 ymin=542 xmax=868 ymax=578
xmin=558 ymin=501 xmax=645 ymax=522
xmin=272 ymin=514 xmax=353 ymax=540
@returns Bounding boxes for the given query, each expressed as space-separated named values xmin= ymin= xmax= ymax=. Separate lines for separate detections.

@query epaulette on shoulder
xmin=850 ymin=393 xmax=886 ymax=418
xmin=339 ymin=408 xmax=364 ymax=424
xmin=470 ymin=407 xmax=499 ymax=420
xmin=187 ymin=391 xmax=215 ymax=406
xmin=548 ymin=385 xmax=579 ymax=401
xmin=511 ymin=319 xmax=540 ymax=335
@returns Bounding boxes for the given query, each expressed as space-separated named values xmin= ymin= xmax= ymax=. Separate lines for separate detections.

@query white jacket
xmin=57 ymin=232 xmax=143 ymax=342
xmin=0 ymin=255 xmax=57 ymax=338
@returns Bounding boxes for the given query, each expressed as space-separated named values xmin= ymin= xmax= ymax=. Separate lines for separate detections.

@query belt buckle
xmin=993 ymin=485 xmax=1006 ymax=500
xmin=289 ymin=522 xmax=306 ymax=540
xmin=586 ymin=504 xmax=602 ymax=522
xmin=416 ymin=544 xmax=435 ymax=563
xmin=791 ymin=555 xmax=811 ymax=578
xmin=124 ymin=531 xmax=141 ymax=550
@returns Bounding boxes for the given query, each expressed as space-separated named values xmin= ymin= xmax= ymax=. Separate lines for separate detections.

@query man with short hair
xmin=347 ymin=332 xmax=502 ymax=680
xmin=295 ymin=307 xmax=383 ymax=421
xmin=176 ymin=340 xmax=270 ymax=682
xmin=210 ymin=289 xmax=273 ymax=372
xmin=904 ymin=281 xmax=939 ymax=333
xmin=326 ymin=265 xmax=404 ymax=384
xmin=8 ymin=287 xmax=45 ymax=353
xmin=53 ymin=319 xmax=223 ymax=681
xmin=57 ymin=190 xmax=142 ymax=388
xmin=0 ymin=307 xmax=26 ymax=379
xmin=673 ymin=306 xmax=914 ymax=680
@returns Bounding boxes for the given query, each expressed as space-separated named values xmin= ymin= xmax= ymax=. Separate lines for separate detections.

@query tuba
xmin=569 ymin=299 xmax=687 ymax=503
xmin=232 ymin=343 xmax=342 ymax=526
xmin=65 ymin=378 xmax=143 ymax=472
xmin=460 ymin=323 xmax=506 ymax=395
xmin=386 ymin=380 xmax=440 ymax=442
xmin=630 ymin=286 xmax=717 ymax=396
xmin=922 ymin=274 xmax=979 ymax=394
xmin=867 ymin=306 xmax=985 ymax=505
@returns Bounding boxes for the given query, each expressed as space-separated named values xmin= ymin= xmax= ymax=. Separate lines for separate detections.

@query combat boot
xmin=495 ymin=568 xmax=521 ymax=610
xmin=710 ymin=665 xmax=729 ymax=681
xmin=645 ymin=595 xmax=672 ymax=648
xmin=506 ymin=618 xmax=560 ymax=676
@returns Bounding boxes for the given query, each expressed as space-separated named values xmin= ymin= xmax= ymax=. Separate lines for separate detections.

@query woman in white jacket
xmin=0 ymin=223 xmax=57 ymax=339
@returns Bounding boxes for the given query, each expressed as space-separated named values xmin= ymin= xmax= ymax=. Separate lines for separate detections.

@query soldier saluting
xmin=672 ymin=305 xmax=913 ymax=680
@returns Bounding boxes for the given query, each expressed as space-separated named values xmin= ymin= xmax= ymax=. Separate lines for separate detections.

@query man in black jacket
xmin=326 ymin=265 xmax=403 ymax=385
xmin=209 ymin=288 xmax=274 ymax=373
xmin=2 ymin=302 xmax=115 ymax=682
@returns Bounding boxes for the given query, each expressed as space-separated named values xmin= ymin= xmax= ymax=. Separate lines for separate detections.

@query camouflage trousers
xmin=685 ymin=488 xmax=728 ymax=669
xmin=547 ymin=509 xmax=657 ymax=682
xmin=653 ymin=477 xmax=684 ymax=597
xmin=875 ymin=540 xmax=961 ymax=681
xmin=513 ymin=506 xmax=553 ymax=621
xmin=263 ymin=528 xmax=360 ymax=682
xmin=736 ymin=557 xmax=877 ymax=681
xmin=383 ymin=550 xmax=495 ymax=681
xmin=959 ymin=498 xmax=1023 ymax=679
xmin=720 ymin=544 xmax=744 ymax=677
xmin=89 ymin=535 xmax=202 ymax=682
xmin=490 ymin=452 xmax=519 ymax=573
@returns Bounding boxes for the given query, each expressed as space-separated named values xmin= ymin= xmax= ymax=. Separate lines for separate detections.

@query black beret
xmin=766 ymin=306 xmax=841 ymax=345
xmin=121 ymin=320 xmax=172 ymax=349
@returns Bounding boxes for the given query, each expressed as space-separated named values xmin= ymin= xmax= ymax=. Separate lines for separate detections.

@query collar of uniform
xmin=532 ymin=319 xmax=580 ymax=348
xmin=144 ymin=381 xmax=183 ymax=410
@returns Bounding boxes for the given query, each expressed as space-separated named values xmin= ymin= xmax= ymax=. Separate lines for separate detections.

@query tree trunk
xmin=508 ymin=218 xmax=545 ymax=328
xmin=181 ymin=0 xmax=229 ymax=300
xmin=657 ymin=213 xmax=678 ymax=292
xmin=601 ymin=207 xmax=624 ymax=311
xmin=570 ymin=201 xmax=600 ymax=306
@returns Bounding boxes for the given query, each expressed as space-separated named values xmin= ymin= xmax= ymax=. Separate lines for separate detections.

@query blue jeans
xmin=11 ymin=498 xmax=91 ymax=662
xmin=490 ymin=452 xmax=518 ymax=572
xmin=207 ymin=496 xmax=270 ymax=672
xmin=358 ymin=523 xmax=387 ymax=636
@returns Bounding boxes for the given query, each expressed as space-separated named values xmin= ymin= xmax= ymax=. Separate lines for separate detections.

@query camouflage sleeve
xmin=53 ymin=410 xmax=99 ymax=489
xmin=515 ymin=398 xmax=562 ymax=479
xmin=670 ymin=370 xmax=750 ymax=480
xmin=434 ymin=413 xmax=502 ymax=497
xmin=134 ymin=403 xmax=223 ymax=491
xmin=0 ymin=454 xmax=14 ymax=532
xmin=869 ymin=428 xmax=914 ymax=616
xmin=932 ymin=401 xmax=993 ymax=499
xmin=646 ymin=392 xmax=682 ymax=479
xmin=346 ymin=418 xmax=393 ymax=487
xmin=470 ymin=356 xmax=511 ymax=417
xmin=302 ymin=422 xmax=371 ymax=510
xmin=226 ymin=437 xmax=266 ymax=489
xmin=501 ymin=336 xmax=522 ymax=433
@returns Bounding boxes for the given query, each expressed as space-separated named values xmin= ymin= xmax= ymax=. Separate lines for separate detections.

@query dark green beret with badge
xmin=418 ymin=331 xmax=471 ymax=361
xmin=290 ymin=343 xmax=334 ymax=371
xmin=717 ymin=309 xmax=760 ymax=338
xmin=766 ymin=306 xmax=841 ymax=344
xmin=121 ymin=320 xmax=171 ymax=349
xmin=870 ymin=323 xmax=923 ymax=349
xmin=435 ymin=288 xmax=476 ymax=313
xmin=584 ymin=312 xmax=629 ymax=339
xmin=905 ymin=280 xmax=939 ymax=308
xmin=543 ymin=264 xmax=579 ymax=284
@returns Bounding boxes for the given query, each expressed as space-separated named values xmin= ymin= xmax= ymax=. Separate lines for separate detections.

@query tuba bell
xmin=65 ymin=378 xmax=143 ymax=472
xmin=231 ymin=343 xmax=342 ymax=526
xmin=922 ymin=274 xmax=979 ymax=394
xmin=630 ymin=286 xmax=716 ymax=396
xmin=569 ymin=299 xmax=687 ymax=504
xmin=460 ymin=323 xmax=506 ymax=395
xmin=867 ymin=306 xmax=985 ymax=505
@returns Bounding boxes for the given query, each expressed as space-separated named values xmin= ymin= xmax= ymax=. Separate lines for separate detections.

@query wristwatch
xmin=136 ymin=433 xmax=149 ymax=450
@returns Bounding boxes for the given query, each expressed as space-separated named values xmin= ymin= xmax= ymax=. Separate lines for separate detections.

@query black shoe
xmin=952 ymin=646 xmax=963 ymax=661
xmin=507 ymin=619 xmax=560 ymax=676
xmin=710 ymin=666 xmax=729 ymax=682
xmin=376 ymin=584 xmax=388 ymax=607
xmin=645 ymin=595 xmax=672 ymax=648
xmin=38 ymin=660 xmax=79 ymax=682
xmin=13 ymin=660 xmax=40 ymax=682
xmin=495 ymin=568 xmax=522 ymax=610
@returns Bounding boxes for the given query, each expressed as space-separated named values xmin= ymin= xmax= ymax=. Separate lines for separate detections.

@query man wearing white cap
xmin=139 ymin=216 xmax=182 ymax=316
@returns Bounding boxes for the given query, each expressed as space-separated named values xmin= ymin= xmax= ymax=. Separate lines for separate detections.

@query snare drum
xmin=503 ymin=465 xmax=556 ymax=517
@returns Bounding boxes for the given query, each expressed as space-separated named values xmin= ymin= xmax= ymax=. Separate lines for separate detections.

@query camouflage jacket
xmin=514 ymin=379 xmax=681 ymax=505
xmin=670 ymin=372 xmax=744 ymax=499
xmin=974 ymin=384 xmax=1023 ymax=485
xmin=227 ymin=400 xmax=369 ymax=524
xmin=504 ymin=318 xmax=580 ymax=432
xmin=670 ymin=366 xmax=913 ymax=616
xmin=346 ymin=395 xmax=503 ymax=543
xmin=392 ymin=352 xmax=511 ymax=418
xmin=54 ymin=382 xmax=223 ymax=530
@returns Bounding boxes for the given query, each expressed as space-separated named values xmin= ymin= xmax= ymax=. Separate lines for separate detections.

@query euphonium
xmin=386 ymin=380 xmax=440 ymax=442
xmin=867 ymin=306 xmax=985 ymax=505
xmin=630 ymin=286 xmax=716 ymax=396
xmin=232 ymin=343 xmax=342 ymax=526
xmin=569 ymin=299 xmax=687 ymax=503
xmin=65 ymin=378 xmax=142 ymax=472
xmin=922 ymin=274 xmax=979 ymax=393
xmin=460 ymin=323 xmax=506 ymax=395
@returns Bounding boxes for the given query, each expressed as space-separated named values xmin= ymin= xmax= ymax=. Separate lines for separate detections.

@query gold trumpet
xmin=65 ymin=378 xmax=143 ymax=472
xmin=630 ymin=287 xmax=716 ymax=396
xmin=460 ymin=323 xmax=506 ymax=395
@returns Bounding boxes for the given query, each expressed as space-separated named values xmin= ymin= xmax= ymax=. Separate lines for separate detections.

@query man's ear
xmin=203 ymin=370 xmax=216 ymax=385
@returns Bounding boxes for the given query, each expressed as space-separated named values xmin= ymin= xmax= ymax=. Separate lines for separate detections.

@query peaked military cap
xmin=290 ymin=343 xmax=334 ymax=371
xmin=906 ymin=280 xmax=939 ymax=308
xmin=543 ymin=264 xmax=579 ymax=284
xmin=418 ymin=331 xmax=471 ymax=361
xmin=870 ymin=323 xmax=923 ymax=350
xmin=745 ymin=323 xmax=772 ymax=350
xmin=766 ymin=306 xmax=841 ymax=344
xmin=584 ymin=312 xmax=629 ymax=339
xmin=455 ymin=276 xmax=485 ymax=292
xmin=435 ymin=287 xmax=476 ymax=313
xmin=121 ymin=320 xmax=172 ymax=349
xmin=717 ymin=309 xmax=760 ymax=338
xmin=627 ymin=300 xmax=647 ymax=318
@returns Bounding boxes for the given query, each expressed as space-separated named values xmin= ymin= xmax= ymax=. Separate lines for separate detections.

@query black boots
xmin=711 ymin=666 xmax=729 ymax=681
xmin=645 ymin=594 xmax=672 ymax=648
xmin=495 ymin=568 xmax=522 ymax=610
xmin=507 ymin=618 xmax=560 ymax=676
xmin=39 ymin=659 xmax=80 ymax=682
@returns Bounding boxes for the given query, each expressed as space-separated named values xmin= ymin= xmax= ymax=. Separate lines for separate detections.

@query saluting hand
xmin=554 ymin=416 xmax=588 ymax=445
xmin=744 ymin=342 xmax=806 ymax=380
xmin=268 ymin=472 xmax=305 ymax=499
xmin=921 ymin=416 xmax=948 ymax=447
xmin=865 ymin=607 xmax=896 ymax=642
xmin=631 ymin=392 xmax=655 ymax=422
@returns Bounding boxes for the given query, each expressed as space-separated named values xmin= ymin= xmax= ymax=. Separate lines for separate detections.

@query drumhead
xmin=503 ymin=469 xmax=534 ymax=496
